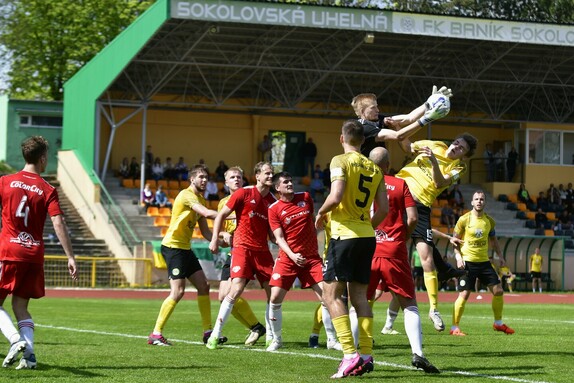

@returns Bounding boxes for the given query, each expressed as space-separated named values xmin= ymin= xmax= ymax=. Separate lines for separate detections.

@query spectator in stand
xmin=313 ymin=164 xmax=323 ymax=179
xmin=163 ymin=157 xmax=176 ymax=180
xmin=547 ymin=183 xmax=560 ymax=210
xmin=119 ymin=157 xmax=130 ymax=178
xmin=257 ymin=135 xmax=272 ymax=162
xmin=534 ymin=208 xmax=548 ymax=229
xmin=309 ymin=171 xmax=326 ymax=202
xmin=322 ymin=163 xmax=331 ymax=190
xmin=536 ymin=191 xmax=549 ymax=211
xmin=215 ymin=160 xmax=229 ymax=182
xmin=440 ymin=204 xmax=456 ymax=228
xmin=483 ymin=144 xmax=494 ymax=182
xmin=437 ymin=189 xmax=449 ymax=202
xmin=204 ymin=176 xmax=219 ymax=201
xmin=175 ymin=157 xmax=189 ymax=181
xmin=128 ymin=157 xmax=140 ymax=179
xmin=155 ymin=185 xmax=172 ymax=209
xmin=566 ymin=182 xmax=574 ymax=205
xmin=142 ymin=183 xmax=156 ymax=212
xmin=506 ymin=147 xmax=518 ymax=182
xmin=558 ymin=184 xmax=567 ymax=205
xmin=494 ymin=148 xmax=505 ymax=181
xmin=557 ymin=209 xmax=572 ymax=231
xmin=145 ymin=145 xmax=154 ymax=180
xmin=303 ymin=137 xmax=318 ymax=177
xmin=151 ymin=157 xmax=164 ymax=181
xmin=517 ymin=183 xmax=533 ymax=205
xmin=448 ymin=184 xmax=464 ymax=209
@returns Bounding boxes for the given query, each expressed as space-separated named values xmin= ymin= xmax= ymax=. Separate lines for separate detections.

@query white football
xmin=426 ymin=93 xmax=450 ymax=112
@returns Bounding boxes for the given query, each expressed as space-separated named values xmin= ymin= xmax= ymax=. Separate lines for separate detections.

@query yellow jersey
xmin=329 ymin=151 xmax=383 ymax=239
xmin=530 ymin=253 xmax=543 ymax=272
xmin=454 ymin=211 xmax=496 ymax=263
xmin=396 ymin=140 xmax=466 ymax=207
xmin=218 ymin=195 xmax=236 ymax=235
xmin=161 ymin=188 xmax=206 ymax=249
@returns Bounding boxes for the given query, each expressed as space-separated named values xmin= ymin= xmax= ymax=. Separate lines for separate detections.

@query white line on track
xmin=37 ymin=324 xmax=554 ymax=383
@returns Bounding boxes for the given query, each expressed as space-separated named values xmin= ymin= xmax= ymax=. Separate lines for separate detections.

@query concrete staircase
xmin=456 ymin=183 xmax=535 ymax=237
xmin=102 ymin=175 xmax=163 ymax=241
xmin=42 ymin=176 xmax=128 ymax=287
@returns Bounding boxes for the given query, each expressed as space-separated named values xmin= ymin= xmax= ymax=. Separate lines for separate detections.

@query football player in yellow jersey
xmin=396 ymin=133 xmax=477 ymax=332
xmin=148 ymin=165 xmax=224 ymax=346
xmin=450 ymin=191 xmax=514 ymax=336
xmin=216 ymin=166 xmax=265 ymax=344
xmin=529 ymin=247 xmax=543 ymax=293
xmin=315 ymin=120 xmax=388 ymax=378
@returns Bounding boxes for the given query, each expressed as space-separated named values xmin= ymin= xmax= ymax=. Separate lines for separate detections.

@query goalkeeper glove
xmin=418 ymin=98 xmax=450 ymax=126
xmin=431 ymin=85 xmax=453 ymax=98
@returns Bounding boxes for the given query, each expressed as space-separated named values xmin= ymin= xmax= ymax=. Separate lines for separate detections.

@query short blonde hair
xmin=351 ymin=93 xmax=377 ymax=118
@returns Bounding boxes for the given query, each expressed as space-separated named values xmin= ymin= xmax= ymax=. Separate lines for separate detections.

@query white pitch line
xmin=37 ymin=324 xmax=554 ymax=383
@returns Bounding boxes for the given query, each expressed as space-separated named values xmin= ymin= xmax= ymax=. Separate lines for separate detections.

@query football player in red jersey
xmin=0 ymin=136 xmax=77 ymax=369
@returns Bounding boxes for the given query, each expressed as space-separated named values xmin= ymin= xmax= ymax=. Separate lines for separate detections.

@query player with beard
xmin=148 ymin=164 xmax=224 ymax=346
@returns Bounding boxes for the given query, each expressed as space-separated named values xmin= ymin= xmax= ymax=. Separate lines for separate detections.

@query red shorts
xmin=230 ymin=247 xmax=274 ymax=285
xmin=367 ymin=256 xmax=415 ymax=300
xmin=0 ymin=261 xmax=45 ymax=299
xmin=269 ymin=255 xmax=323 ymax=290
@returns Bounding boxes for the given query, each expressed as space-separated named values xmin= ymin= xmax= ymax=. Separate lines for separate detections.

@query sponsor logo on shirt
xmin=10 ymin=181 xmax=44 ymax=195
xmin=10 ymin=232 xmax=41 ymax=248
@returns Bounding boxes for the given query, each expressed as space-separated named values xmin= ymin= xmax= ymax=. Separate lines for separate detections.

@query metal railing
xmin=45 ymin=255 xmax=153 ymax=288
xmin=91 ymin=170 xmax=141 ymax=250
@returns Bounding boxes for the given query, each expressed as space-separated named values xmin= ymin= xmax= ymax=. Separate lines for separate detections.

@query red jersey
xmin=268 ymin=192 xmax=320 ymax=260
xmin=226 ymin=186 xmax=276 ymax=251
xmin=0 ymin=171 xmax=63 ymax=264
xmin=373 ymin=175 xmax=415 ymax=259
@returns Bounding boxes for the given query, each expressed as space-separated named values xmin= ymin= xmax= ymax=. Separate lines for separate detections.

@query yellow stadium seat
xmin=526 ymin=211 xmax=536 ymax=220
xmin=134 ymin=179 xmax=142 ymax=189
xmin=157 ymin=180 xmax=168 ymax=189
xmin=168 ymin=189 xmax=179 ymax=199
xmin=431 ymin=217 xmax=441 ymax=227
xmin=544 ymin=229 xmax=554 ymax=237
xmin=147 ymin=180 xmax=157 ymax=189
xmin=432 ymin=199 xmax=439 ymax=208
xmin=192 ymin=227 xmax=203 ymax=239
xmin=208 ymin=200 xmax=219 ymax=210
xmin=517 ymin=203 xmax=527 ymax=212
xmin=160 ymin=227 xmax=168 ymax=236
xmin=147 ymin=207 xmax=159 ymax=217
xmin=546 ymin=212 xmax=556 ymax=221
xmin=507 ymin=194 xmax=518 ymax=203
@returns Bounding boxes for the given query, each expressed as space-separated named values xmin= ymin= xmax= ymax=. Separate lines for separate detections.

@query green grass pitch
xmin=1 ymin=296 xmax=572 ymax=383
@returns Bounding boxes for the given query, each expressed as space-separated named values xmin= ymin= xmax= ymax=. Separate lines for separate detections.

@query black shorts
xmin=220 ymin=253 xmax=232 ymax=281
xmin=458 ymin=261 xmax=500 ymax=291
xmin=323 ymin=237 xmax=375 ymax=284
xmin=531 ymin=271 xmax=542 ymax=279
xmin=161 ymin=245 xmax=203 ymax=280
xmin=411 ymin=202 xmax=433 ymax=245
xmin=412 ymin=266 xmax=424 ymax=278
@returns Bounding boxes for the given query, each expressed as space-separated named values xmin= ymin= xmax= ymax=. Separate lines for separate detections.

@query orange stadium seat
xmin=438 ymin=199 xmax=449 ymax=208
xmin=431 ymin=208 xmax=442 ymax=217
xmin=122 ymin=179 xmax=134 ymax=188
xmin=158 ymin=207 xmax=171 ymax=217
xmin=146 ymin=207 xmax=159 ymax=217
xmin=517 ymin=203 xmax=527 ymax=212
xmin=168 ymin=189 xmax=179 ymax=199
xmin=160 ymin=227 xmax=168 ymax=236
xmin=168 ymin=180 xmax=180 ymax=190
xmin=526 ymin=211 xmax=536 ymax=220
xmin=147 ymin=180 xmax=157 ymax=189
xmin=153 ymin=217 xmax=169 ymax=227
xmin=157 ymin=180 xmax=168 ymax=189
xmin=546 ymin=212 xmax=556 ymax=221
xmin=431 ymin=217 xmax=441 ymax=227
xmin=180 ymin=180 xmax=191 ymax=189
xmin=507 ymin=194 xmax=518 ymax=203
xmin=544 ymin=229 xmax=554 ymax=237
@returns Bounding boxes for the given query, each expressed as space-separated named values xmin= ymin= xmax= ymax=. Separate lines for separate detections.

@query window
xmin=528 ymin=130 xmax=561 ymax=165
xmin=19 ymin=114 xmax=62 ymax=128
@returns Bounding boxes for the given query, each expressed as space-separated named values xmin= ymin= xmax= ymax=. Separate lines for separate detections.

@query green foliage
xmin=0 ymin=0 xmax=155 ymax=101
xmin=0 ymin=160 xmax=16 ymax=174
xmin=2 ymin=296 xmax=573 ymax=382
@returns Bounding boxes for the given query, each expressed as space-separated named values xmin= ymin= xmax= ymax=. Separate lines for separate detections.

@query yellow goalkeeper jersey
xmin=396 ymin=140 xmax=466 ymax=207
xmin=329 ymin=151 xmax=383 ymax=240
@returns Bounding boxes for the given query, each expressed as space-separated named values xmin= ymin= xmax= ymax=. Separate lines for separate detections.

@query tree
xmin=0 ymin=0 xmax=155 ymax=100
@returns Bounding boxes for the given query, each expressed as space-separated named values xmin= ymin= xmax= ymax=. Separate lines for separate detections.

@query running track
xmin=46 ymin=288 xmax=574 ymax=304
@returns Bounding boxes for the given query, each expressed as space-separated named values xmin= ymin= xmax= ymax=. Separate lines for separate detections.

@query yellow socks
xmin=197 ymin=295 xmax=212 ymax=332
xmin=357 ymin=317 xmax=373 ymax=355
xmin=332 ymin=315 xmax=355 ymax=355
xmin=153 ymin=297 xmax=177 ymax=334
xmin=452 ymin=295 xmax=467 ymax=327
xmin=492 ymin=295 xmax=504 ymax=321
xmin=232 ymin=297 xmax=259 ymax=329
xmin=424 ymin=271 xmax=439 ymax=311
